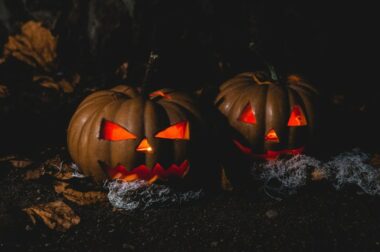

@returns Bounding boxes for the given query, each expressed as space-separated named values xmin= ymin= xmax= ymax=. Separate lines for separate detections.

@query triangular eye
xmin=155 ymin=121 xmax=190 ymax=140
xmin=288 ymin=105 xmax=307 ymax=126
xmin=239 ymin=103 xmax=256 ymax=124
xmin=100 ymin=120 xmax=137 ymax=141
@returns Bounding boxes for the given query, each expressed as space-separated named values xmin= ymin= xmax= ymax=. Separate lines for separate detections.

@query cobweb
xmin=258 ymin=155 xmax=321 ymax=195
xmin=256 ymin=149 xmax=380 ymax=196
xmin=106 ymin=180 xmax=203 ymax=211
xmin=326 ymin=149 xmax=380 ymax=195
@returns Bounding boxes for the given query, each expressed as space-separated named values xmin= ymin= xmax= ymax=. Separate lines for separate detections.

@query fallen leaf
xmin=23 ymin=201 xmax=80 ymax=232
xmin=115 ymin=62 xmax=129 ymax=80
xmin=58 ymin=79 xmax=75 ymax=93
xmin=0 ymin=155 xmax=16 ymax=162
xmin=3 ymin=21 xmax=57 ymax=72
xmin=9 ymin=159 xmax=33 ymax=168
xmin=54 ymin=181 xmax=107 ymax=206
xmin=0 ymin=85 xmax=9 ymax=98
xmin=42 ymin=156 xmax=76 ymax=180
xmin=35 ymin=75 xmax=79 ymax=93
xmin=221 ymin=168 xmax=233 ymax=191
xmin=311 ymin=168 xmax=328 ymax=181
xmin=371 ymin=154 xmax=380 ymax=168
xmin=24 ymin=166 xmax=44 ymax=180
xmin=40 ymin=80 xmax=60 ymax=91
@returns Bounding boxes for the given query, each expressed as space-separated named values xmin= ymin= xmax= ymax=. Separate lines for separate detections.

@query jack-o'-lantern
xmin=67 ymin=86 xmax=209 ymax=184
xmin=215 ymin=71 xmax=318 ymax=160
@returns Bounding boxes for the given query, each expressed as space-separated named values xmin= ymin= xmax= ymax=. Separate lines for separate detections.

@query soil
xmin=1 ymin=162 xmax=380 ymax=252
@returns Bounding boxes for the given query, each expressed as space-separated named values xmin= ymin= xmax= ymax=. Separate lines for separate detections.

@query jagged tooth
xmin=152 ymin=163 xmax=165 ymax=178
xmin=133 ymin=164 xmax=151 ymax=180
xmin=179 ymin=160 xmax=189 ymax=171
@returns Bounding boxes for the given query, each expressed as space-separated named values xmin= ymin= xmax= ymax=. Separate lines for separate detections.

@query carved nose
xmin=136 ymin=138 xmax=153 ymax=153
xmin=265 ymin=129 xmax=280 ymax=143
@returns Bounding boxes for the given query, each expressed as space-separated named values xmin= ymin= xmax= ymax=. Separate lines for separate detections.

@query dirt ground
xmin=1 ymin=160 xmax=380 ymax=252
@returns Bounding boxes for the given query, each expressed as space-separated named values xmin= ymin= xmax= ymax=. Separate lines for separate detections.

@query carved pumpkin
xmin=215 ymin=72 xmax=318 ymax=160
xmin=67 ymin=85 xmax=208 ymax=184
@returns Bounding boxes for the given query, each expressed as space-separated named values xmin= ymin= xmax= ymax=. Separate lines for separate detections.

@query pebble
xmin=122 ymin=243 xmax=135 ymax=250
xmin=265 ymin=209 xmax=278 ymax=219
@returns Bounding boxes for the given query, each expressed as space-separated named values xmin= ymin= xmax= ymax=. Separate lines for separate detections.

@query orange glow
xmin=155 ymin=121 xmax=190 ymax=140
xmin=101 ymin=120 xmax=137 ymax=141
xmin=288 ymin=106 xmax=307 ymax=126
xmin=239 ymin=103 xmax=256 ymax=124
xmin=107 ymin=160 xmax=190 ymax=182
xmin=122 ymin=174 xmax=139 ymax=181
xmin=136 ymin=138 xmax=153 ymax=153
xmin=147 ymin=175 xmax=159 ymax=184
xmin=149 ymin=90 xmax=171 ymax=99
xmin=265 ymin=129 xmax=280 ymax=143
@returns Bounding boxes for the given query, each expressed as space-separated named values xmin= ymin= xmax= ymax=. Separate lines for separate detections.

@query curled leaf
xmin=34 ymin=74 xmax=80 ymax=93
xmin=221 ymin=168 xmax=233 ymax=191
xmin=0 ymin=85 xmax=10 ymax=98
xmin=3 ymin=21 xmax=57 ymax=72
xmin=55 ymin=182 xmax=107 ymax=206
xmin=9 ymin=159 xmax=33 ymax=168
xmin=23 ymin=166 xmax=44 ymax=180
xmin=23 ymin=201 xmax=80 ymax=232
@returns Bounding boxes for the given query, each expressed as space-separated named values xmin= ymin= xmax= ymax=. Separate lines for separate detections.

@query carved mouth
xmin=233 ymin=140 xmax=304 ymax=160
xmin=105 ymin=160 xmax=190 ymax=183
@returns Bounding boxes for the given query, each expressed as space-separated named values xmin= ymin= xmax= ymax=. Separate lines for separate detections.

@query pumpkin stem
xmin=141 ymin=51 xmax=159 ymax=94
xmin=267 ymin=63 xmax=279 ymax=81
xmin=249 ymin=43 xmax=279 ymax=81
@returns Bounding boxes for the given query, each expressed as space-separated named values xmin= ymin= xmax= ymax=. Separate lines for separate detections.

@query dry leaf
xmin=3 ymin=21 xmax=57 ymax=72
xmin=10 ymin=159 xmax=33 ymax=168
xmin=115 ymin=62 xmax=129 ymax=80
xmin=24 ymin=166 xmax=44 ymax=180
xmin=42 ymin=156 xmax=76 ymax=180
xmin=370 ymin=154 xmax=380 ymax=168
xmin=55 ymin=182 xmax=107 ymax=206
xmin=221 ymin=168 xmax=233 ymax=191
xmin=0 ymin=85 xmax=9 ymax=98
xmin=58 ymin=79 xmax=75 ymax=93
xmin=311 ymin=169 xmax=328 ymax=181
xmin=40 ymin=80 xmax=60 ymax=91
xmin=0 ymin=155 xmax=16 ymax=162
xmin=35 ymin=75 xmax=79 ymax=93
xmin=23 ymin=201 xmax=80 ymax=232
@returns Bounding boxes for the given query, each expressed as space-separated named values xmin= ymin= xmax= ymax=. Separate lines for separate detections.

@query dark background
xmin=0 ymin=0 xmax=378 ymax=155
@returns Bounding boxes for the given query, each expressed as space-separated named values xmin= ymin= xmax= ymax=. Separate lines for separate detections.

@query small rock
xmin=265 ymin=209 xmax=278 ymax=219
xmin=122 ymin=243 xmax=135 ymax=250
xmin=211 ymin=241 xmax=218 ymax=247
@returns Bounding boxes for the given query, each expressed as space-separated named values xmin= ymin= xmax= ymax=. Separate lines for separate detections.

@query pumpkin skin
xmin=67 ymin=85 xmax=207 ymax=184
xmin=215 ymin=72 xmax=318 ymax=160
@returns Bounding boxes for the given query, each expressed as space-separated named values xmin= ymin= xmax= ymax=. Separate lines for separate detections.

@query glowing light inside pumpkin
xmin=288 ymin=105 xmax=307 ymax=126
xmin=265 ymin=129 xmax=280 ymax=143
xmin=107 ymin=160 xmax=190 ymax=182
xmin=239 ymin=103 xmax=256 ymax=124
xmin=155 ymin=121 xmax=190 ymax=140
xmin=101 ymin=120 xmax=137 ymax=141
xmin=149 ymin=90 xmax=171 ymax=99
xmin=136 ymin=138 xmax=153 ymax=153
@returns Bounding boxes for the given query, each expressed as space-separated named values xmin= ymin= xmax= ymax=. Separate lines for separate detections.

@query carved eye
xmin=100 ymin=120 xmax=137 ymax=141
xmin=288 ymin=105 xmax=307 ymax=126
xmin=155 ymin=121 xmax=190 ymax=140
xmin=239 ymin=103 xmax=256 ymax=124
